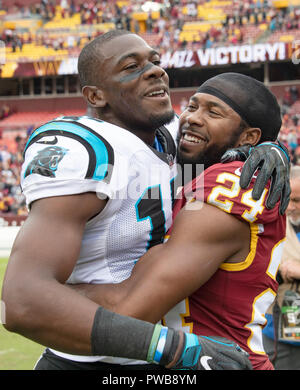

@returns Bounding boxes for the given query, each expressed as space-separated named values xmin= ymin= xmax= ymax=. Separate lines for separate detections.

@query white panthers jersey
xmin=21 ymin=115 xmax=179 ymax=365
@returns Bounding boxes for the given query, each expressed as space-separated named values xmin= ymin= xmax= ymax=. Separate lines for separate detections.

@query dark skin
xmin=82 ymin=34 xmax=174 ymax=145
xmin=178 ymin=94 xmax=253 ymax=169
xmin=2 ymin=193 xmax=105 ymax=354
xmin=69 ymin=93 xmax=264 ymax=324
xmin=1 ymin=34 xmax=270 ymax=357
xmin=72 ymin=200 xmax=252 ymax=323
xmin=1 ymin=34 xmax=175 ymax=355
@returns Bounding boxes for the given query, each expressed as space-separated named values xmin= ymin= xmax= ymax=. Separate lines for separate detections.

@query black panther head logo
xmin=25 ymin=146 xmax=68 ymax=178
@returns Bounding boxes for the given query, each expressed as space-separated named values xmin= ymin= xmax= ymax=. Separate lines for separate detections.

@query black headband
xmin=195 ymin=73 xmax=282 ymax=140
xmin=197 ymin=85 xmax=253 ymax=127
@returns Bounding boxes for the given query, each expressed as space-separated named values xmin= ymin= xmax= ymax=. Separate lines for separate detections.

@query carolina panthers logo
xmin=25 ymin=146 xmax=68 ymax=178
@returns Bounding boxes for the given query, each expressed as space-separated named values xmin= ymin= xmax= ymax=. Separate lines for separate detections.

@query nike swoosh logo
xmin=36 ymin=136 xmax=58 ymax=145
xmin=200 ymin=356 xmax=213 ymax=370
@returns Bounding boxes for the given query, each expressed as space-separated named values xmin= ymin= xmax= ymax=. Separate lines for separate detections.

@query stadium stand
xmin=0 ymin=0 xmax=299 ymax=219
xmin=0 ymin=0 xmax=299 ymax=53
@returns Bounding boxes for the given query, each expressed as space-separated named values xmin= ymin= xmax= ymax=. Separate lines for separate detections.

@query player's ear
xmin=238 ymin=127 xmax=261 ymax=147
xmin=82 ymin=86 xmax=106 ymax=108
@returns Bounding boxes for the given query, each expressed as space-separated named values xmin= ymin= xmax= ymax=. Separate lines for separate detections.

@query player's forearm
xmin=3 ymin=275 xmax=99 ymax=355
xmin=67 ymin=281 xmax=126 ymax=311
xmin=68 ymin=244 xmax=200 ymax=323
xmin=3 ymin=275 xmax=187 ymax=368
xmin=66 ymin=247 xmax=170 ymax=313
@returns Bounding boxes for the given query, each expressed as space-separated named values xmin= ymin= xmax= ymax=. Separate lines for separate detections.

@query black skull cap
xmin=197 ymin=72 xmax=282 ymax=138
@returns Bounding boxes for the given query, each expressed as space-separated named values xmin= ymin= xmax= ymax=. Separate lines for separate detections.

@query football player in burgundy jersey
xmin=70 ymin=73 xmax=289 ymax=370
xmin=2 ymin=31 xmax=254 ymax=371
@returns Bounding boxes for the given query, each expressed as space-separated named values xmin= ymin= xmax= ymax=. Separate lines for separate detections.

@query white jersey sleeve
xmin=21 ymin=117 xmax=115 ymax=206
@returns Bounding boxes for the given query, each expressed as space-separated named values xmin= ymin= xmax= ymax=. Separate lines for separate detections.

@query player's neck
xmin=95 ymin=113 xmax=156 ymax=145
xmin=129 ymin=128 xmax=156 ymax=146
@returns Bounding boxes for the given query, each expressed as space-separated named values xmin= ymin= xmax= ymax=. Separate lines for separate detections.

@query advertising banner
xmin=0 ymin=41 xmax=299 ymax=78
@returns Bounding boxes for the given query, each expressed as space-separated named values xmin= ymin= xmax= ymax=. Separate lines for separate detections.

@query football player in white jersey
xmin=2 ymin=30 xmax=289 ymax=371
xmin=71 ymin=73 xmax=289 ymax=370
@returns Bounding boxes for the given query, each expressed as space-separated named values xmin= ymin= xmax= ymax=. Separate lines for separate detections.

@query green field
xmin=0 ymin=257 xmax=44 ymax=370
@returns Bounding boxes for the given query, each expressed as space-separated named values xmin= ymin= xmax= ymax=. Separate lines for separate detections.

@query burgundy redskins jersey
xmin=164 ymin=161 xmax=286 ymax=370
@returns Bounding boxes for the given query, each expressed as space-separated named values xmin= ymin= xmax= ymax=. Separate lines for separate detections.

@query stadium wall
xmin=0 ymin=227 xmax=19 ymax=257
xmin=1 ymin=82 xmax=299 ymax=113
xmin=0 ymin=95 xmax=87 ymax=113
xmin=269 ymin=81 xmax=300 ymax=98
xmin=0 ymin=215 xmax=26 ymax=257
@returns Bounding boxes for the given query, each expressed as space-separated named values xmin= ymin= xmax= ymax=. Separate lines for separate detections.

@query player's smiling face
xmin=98 ymin=34 xmax=174 ymax=133
xmin=177 ymin=93 xmax=244 ymax=169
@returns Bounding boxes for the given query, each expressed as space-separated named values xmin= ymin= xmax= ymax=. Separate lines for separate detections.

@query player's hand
xmin=221 ymin=141 xmax=291 ymax=215
xmin=220 ymin=144 xmax=251 ymax=164
xmin=171 ymin=334 xmax=252 ymax=370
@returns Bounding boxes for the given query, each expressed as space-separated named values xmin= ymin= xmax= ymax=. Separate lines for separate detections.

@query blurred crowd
xmin=0 ymin=104 xmax=12 ymax=120
xmin=0 ymin=0 xmax=299 ymax=54
xmin=278 ymin=86 xmax=300 ymax=166
xmin=0 ymin=135 xmax=27 ymax=216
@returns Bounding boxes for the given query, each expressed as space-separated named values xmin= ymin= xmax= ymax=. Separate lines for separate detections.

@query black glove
xmin=221 ymin=141 xmax=291 ymax=215
xmin=171 ymin=334 xmax=252 ymax=370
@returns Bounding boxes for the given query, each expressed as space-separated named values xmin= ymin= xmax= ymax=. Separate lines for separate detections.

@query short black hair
xmin=78 ymin=29 xmax=134 ymax=88
xmin=197 ymin=73 xmax=282 ymax=143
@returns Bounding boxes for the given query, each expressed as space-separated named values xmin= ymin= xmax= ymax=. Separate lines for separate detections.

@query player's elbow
xmin=2 ymin=292 xmax=26 ymax=333
xmin=2 ymin=278 xmax=39 ymax=333
xmin=2 ymin=302 xmax=24 ymax=333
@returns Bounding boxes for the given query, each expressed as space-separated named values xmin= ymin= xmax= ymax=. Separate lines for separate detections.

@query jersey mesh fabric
xmin=22 ymin=116 xmax=179 ymax=365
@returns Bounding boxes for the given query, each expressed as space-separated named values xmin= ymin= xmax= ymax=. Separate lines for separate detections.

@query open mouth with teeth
xmin=145 ymin=89 xmax=167 ymax=98
xmin=181 ymin=133 xmax=206 ymax=145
